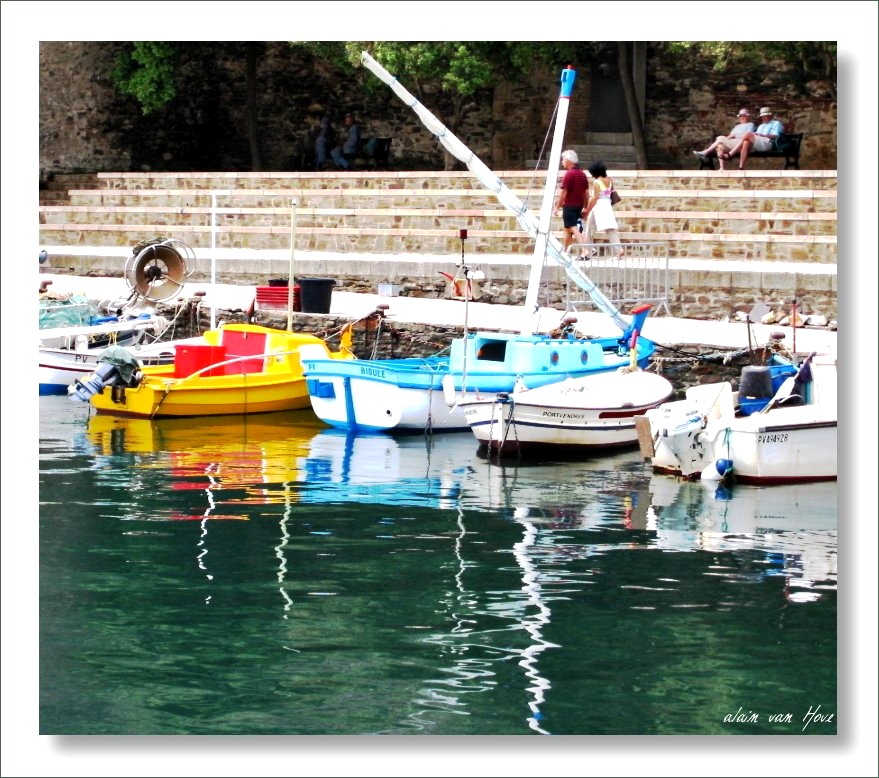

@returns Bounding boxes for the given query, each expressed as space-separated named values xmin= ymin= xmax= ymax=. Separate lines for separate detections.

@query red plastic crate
xmin=256 ymin=285 xmax=300 ymax=311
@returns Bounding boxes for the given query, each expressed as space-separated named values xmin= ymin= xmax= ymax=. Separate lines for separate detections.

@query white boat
xmin=638 ymin=352 xmax=837 ymax=484
xmin=38 ymin=238 xmax=197 ymax=395
xmin=302 ymin=55 xmax=657 ymax=433
xmin=38 ymin=318 xmax=178 ymax=395
xmin=459 ymin=368 xmax=673 ymax=456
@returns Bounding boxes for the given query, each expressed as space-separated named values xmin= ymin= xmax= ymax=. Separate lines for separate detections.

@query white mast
xmin=523 ymin=66 xmax=575 ymax=334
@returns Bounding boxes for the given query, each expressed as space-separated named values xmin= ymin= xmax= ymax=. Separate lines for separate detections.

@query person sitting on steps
xmin=312 ymin=114 xmax=334 ymax=171
xmin=693 ymin=108 xmax=755 ymax=166
xmin=722 ymin=106 xmax=785 ymax=170
xmin=330 ymin=112 xmax=361 ymax=170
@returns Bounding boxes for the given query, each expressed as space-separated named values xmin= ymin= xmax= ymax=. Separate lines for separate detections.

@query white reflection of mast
xmin=275 ymin=482 xmax=294 ymax=616
xmin=511 ymin=506 xmax=557 ymax=735
xmin=196 ymin=463 xmax=219 ymax=604
xmin=451 ymin=506 xmax=476 ymax=633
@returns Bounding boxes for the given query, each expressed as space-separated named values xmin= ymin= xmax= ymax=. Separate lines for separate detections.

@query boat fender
xmin=700 ymin=458 xmax=733 ymax=481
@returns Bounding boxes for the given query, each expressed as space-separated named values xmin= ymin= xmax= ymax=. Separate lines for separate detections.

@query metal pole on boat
xmin=210 ymin=193 xmax=218 ymax=329
xmin=521 ymin=65 xmax=576 ymax=335
xmin=287 ymin=199 xmax=298 ymax=332
xmin=459 ymin=228 xmax=470 ymax=336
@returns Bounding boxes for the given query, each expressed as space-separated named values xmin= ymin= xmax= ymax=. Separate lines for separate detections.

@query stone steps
xmin=38 ymin=225 xmax=835 ymax=265
xmin=80 ymin=169 xmax=837 ymax=191
xmin=59 ymin=185 xmax=838 ymax=208
xmin=40 ymin=172 xmax=101 ymax=204
xmin=38 ymin=168 xmax=838 ymax=266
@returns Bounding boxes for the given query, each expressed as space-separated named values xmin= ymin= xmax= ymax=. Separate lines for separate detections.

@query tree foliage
xmin=111 ymin=42 xmax=177 ymax=115
xmin=665 ymin=41 xmax=836 ymax=96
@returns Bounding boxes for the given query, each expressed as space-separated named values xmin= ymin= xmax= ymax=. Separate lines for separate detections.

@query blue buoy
xmin=715 ymin=458 xmax=734 ymax=477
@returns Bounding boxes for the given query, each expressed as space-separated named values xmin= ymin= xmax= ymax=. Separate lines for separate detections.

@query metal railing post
xmin=210 ymin=192 xmax=218 ymax=329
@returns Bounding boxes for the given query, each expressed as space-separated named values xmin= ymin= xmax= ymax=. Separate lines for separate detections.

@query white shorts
xmin=751 ymin=136 xmax=773 ymax=153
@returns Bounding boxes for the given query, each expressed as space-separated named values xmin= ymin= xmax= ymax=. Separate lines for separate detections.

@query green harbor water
xmin=36 ymin=396 xmax=837 ymax=737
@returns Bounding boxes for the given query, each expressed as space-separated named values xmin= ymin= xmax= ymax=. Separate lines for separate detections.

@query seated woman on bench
xmin=723 ymin=106 xmax=784 ymax=170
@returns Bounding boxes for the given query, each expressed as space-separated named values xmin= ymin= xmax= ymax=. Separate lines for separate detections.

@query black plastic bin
xmin=298 ymin=278 xmax=335 ymax=314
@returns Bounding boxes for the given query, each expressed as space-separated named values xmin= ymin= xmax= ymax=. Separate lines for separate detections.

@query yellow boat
xmin=82 ymin=323 xmax=353 ymax=419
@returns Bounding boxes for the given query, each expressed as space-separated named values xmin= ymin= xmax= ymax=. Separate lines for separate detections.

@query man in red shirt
xmin=555 ymin=149 xmax=589 ymax=249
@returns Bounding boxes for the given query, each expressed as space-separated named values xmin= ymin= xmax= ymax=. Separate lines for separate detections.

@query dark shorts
xmin=562 ymin=206 xmax=582 ymax=228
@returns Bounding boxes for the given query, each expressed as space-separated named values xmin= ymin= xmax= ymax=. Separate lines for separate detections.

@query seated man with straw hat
xmin=723 ymin=107 xmax=785 ymax=170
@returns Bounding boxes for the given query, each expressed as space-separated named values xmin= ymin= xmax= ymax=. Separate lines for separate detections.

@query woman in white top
xmin=582 ymin=161 xmax=622 ymax=257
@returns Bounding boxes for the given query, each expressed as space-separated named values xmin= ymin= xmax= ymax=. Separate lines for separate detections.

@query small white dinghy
xmin=459 ymin=368 xmax=674 ymax=457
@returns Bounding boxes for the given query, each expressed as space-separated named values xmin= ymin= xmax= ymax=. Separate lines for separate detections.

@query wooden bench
xmin=352 ymin=137 xmax=392 ymax=170
xmin=698 ymin=132 xmax=803 ymax=170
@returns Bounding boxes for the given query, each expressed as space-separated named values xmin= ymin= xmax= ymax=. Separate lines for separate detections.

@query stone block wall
xmin=39 ymin=43 xmax=837 ymax=180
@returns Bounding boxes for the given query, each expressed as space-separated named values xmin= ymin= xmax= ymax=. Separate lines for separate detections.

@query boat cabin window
xmin=476 ymin=341 xmax=507 ymax=362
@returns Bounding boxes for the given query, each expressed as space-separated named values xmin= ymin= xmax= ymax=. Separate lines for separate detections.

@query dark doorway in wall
xmin=587 ymin=50 xmax=630 ymax=133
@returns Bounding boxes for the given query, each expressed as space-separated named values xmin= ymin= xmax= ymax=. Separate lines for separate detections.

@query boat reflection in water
xmin=85 ymin=410 xmax=328 ymax=518
xmin=299 ymin=430 xmax=476 ymax=509
xmin=86 ymin=415 xmax=835 ymax=605
xmin=636 ymin=475 xmax=837 ymax=600
xmin=78 ymin=416 xmax=835 ymax=732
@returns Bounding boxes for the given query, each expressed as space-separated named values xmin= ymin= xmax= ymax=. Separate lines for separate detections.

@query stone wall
xmin=39 ymin=42 xmax=837 ymax=181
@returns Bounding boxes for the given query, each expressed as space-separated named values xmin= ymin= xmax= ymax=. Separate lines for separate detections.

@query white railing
xmin=565 ymin=242 xmax=671 ymax=316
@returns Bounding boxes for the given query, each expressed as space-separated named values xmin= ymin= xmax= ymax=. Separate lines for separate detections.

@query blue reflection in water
xmin=38 ymin=398 xmax=837 ymax=735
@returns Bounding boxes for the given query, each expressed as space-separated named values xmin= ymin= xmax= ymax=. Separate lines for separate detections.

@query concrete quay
xmin=39 ymin=270 xmax=838 ymax=358
xmin=38 ymin=244 xmax=837 ymax=323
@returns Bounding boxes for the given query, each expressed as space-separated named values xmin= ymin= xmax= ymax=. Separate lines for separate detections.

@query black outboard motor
xmin=68 ymin=346 xmax=143 ymax=403
xmin=737 ymin=365 xmax=773 ymax=416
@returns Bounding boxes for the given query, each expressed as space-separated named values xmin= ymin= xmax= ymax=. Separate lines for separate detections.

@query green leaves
xmin=112 ymin=42 xmax=177 ymax=115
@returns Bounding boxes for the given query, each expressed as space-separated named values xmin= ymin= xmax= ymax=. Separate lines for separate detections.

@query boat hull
xmin=38 ymin=318 xmax=178 ymax=395
xmin=300 ymin=351 xmax=468 ymax=432
xmin=40 ymin=348 xmax=106 ymax=395
xmin=90 ymin=370 xmax=315 ymax=418
xmin=704 ymin=411 xmax=837 ymax=484
xmin=461 ymin=370 xmax=674 ymax=456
